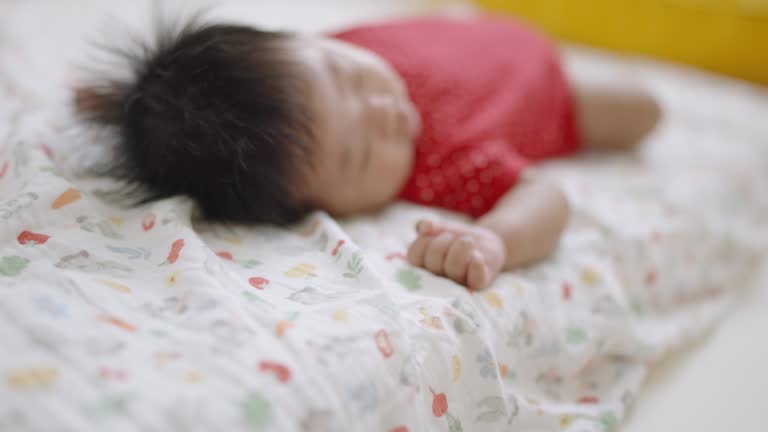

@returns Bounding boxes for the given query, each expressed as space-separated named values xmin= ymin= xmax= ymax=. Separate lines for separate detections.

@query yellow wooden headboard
xmin=475 ymin=0 xmax=768 ymax=85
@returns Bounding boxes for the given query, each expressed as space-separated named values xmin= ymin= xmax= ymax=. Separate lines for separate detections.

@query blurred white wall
xmin=0 ymin=0 xmax=471 ymax=107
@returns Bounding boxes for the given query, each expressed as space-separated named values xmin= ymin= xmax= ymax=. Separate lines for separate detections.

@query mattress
xmin=1 ymin=1 xmax=766 ymax=431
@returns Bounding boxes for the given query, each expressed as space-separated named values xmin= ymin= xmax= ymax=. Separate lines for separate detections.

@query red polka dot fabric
xmin=332 ymin=17 xmax=581 ymax=218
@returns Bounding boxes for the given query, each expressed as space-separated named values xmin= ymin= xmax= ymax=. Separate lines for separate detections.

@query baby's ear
xmin=73 ymin=85 xmax=125 ymax=125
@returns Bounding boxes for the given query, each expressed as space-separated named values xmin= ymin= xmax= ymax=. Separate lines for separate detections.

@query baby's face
xmin=294 ymin=36 xmax=421 ymax=215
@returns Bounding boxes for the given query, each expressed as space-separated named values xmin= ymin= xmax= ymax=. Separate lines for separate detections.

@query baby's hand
xmin=407 ymin=219 xmax=506 ymax=291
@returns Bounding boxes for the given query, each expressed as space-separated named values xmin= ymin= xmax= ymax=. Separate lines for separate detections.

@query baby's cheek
xmin=381 ymin=144 xmax=413 ymax=189
xmin=319 ymin=176 xmax=364 ymax=215
xmin=363 ymin=175 xmax=397 ymax=209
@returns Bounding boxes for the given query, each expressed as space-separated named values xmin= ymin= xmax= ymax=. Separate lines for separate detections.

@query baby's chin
xmin=394 ymin=139 xmax=416 ymax=193
xmin=405 ymin=99 xmax=422 ymax=140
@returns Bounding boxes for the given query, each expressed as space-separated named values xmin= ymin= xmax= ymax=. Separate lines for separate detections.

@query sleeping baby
xmin=75 ymin=15 xmax=660 ymax=290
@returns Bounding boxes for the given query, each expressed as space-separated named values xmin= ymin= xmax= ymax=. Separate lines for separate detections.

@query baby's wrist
xmin=485 ymin=222 xmax=523 ymax=270
xmin=474 ymin=223 xmax=510 ymax=272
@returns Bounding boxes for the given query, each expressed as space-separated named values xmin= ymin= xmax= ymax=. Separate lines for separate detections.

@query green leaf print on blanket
xmin=237 ymin=259 xmax=261 ymax=269
xmin=83 ymin=393 xmax=133 ymax=418
xmin=343 ymin=252 xmax=364 ymax=279
xmin=600 ymin=411 xmax=618 ymax=432
xmin=565 ymin=325 xmax=588 ymax=344
xmin=241 ymin=392 xmax=272 ymax=429
xmin=396 ymin=268 xmax=421 ymax=291
xmin=446 ymin=412 xmax=463 ymax=432
xmin=0 ymin=256 xmax=29 ymax=276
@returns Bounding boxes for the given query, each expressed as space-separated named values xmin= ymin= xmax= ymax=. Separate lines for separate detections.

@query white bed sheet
xmin=567 ymin=47 xmax=768 ymax=432
xmin=1 ymin=1 xmax=766 ymax=432
xmin=624 ymin=264 xmax=768 ymax=432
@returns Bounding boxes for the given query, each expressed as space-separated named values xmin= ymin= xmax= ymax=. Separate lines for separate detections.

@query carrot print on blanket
xmin=41 ymin=143 xmax=54 ymax=159
xmin=275 ymin=320 xmax=294 ymax=337
xmin=386 ymin=252 xmax=407 ymax=261
xmin=646 ymin=270 xmax=657 ymax=286
xmin=375 ymin=329 xmax=394 ymax=358
xmin=578 ymin=395 xmax=600 ymax=404
xmin=141 ymin=212 xmax=155 ymax=231
xmin=259 ymin=361 xmax=291 ymax=383
xmin=98 ymin=315 xmax=137 ymax=333
xmin=98 ymin=368 xmax=128 ymax=381
xmin=331 ymin=239 xmax=345 ymax=256
xmin=249 ymin=277 xmax=269 ymax=289
xmin=51 ymin=187 xmax=81 ymax=209
xmin=217 ymin=251 xmax=233 ymax=260
xmin=160 ymin=239 xmax=185 ymax=265
xmin=429 ymin=387 xmax=448 ymax=417
xmin=562 ymin=282 xmax=572 ymax=301
xmin=17 ymin=230 xmax=50 ymax=245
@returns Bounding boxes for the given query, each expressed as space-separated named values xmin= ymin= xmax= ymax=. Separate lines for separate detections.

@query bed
xmin=1 ymin=1 xmax=766 ymax=431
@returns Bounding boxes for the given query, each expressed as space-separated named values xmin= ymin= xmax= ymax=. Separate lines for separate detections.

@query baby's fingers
xmin=416 ymin=219 xmax=436 ymax=236
xmin=444 ymin=236 xmax=474 ymax=282
xmin=467 ymin=251 xmax=489 ymax=291
xmin=407 ymin=235 xmax=432 ymax=267
xmin=424 ymin=232 xmax=455 ymax=274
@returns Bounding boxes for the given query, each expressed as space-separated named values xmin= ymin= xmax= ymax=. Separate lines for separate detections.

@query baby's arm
xmin=478 ymin=176 xmax=569 ymax=269
xmin=407 ymin=176 xmax=569 ymax=290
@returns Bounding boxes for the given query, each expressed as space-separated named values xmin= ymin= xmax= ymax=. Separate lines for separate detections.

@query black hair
xmin=75 ymin=20 xmax=315 ymax=225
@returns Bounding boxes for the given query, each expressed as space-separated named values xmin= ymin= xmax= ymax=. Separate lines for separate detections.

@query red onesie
xmin=332 ymin=17 xmax=581 ymax=218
